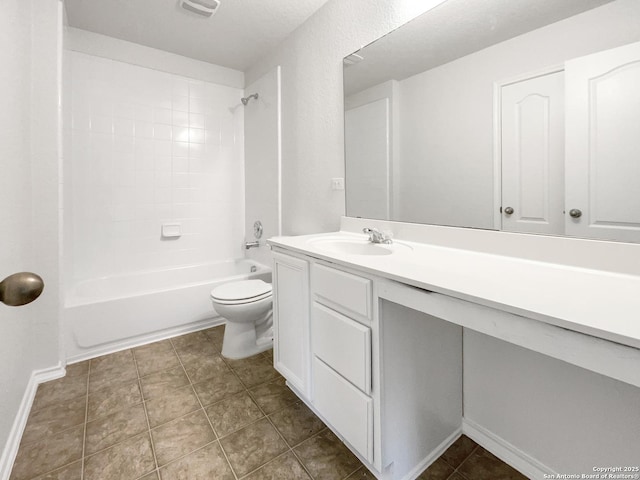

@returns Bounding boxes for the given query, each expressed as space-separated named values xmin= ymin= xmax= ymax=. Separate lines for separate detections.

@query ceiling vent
xmin=180 ymin=0 xmax=221 ymax=18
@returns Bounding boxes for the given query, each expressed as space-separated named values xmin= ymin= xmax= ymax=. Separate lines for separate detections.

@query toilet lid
xmin=211 ymin=280 xmax=272 ymax=302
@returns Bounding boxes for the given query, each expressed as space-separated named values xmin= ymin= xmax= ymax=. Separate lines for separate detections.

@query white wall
xmin=396 ymin=0 xmax=640 ymax=228
xmin=464 ymin=330 xmax=640 ymax=472
xmin=246 ymin=0 xmax=448 ymax=235
xmin=64 ymin=33 xmax=246 ymax=284
xmin=249 ymin=0 xmax=640 ymax=474
xmin=244 ymin=67 xmax=281 ymax=267
xmin=0 ymin=0 xmax=62 ymax=473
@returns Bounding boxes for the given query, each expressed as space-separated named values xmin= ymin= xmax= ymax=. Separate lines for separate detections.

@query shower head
xmin=241 ymin=93 xmax=259 ymax=105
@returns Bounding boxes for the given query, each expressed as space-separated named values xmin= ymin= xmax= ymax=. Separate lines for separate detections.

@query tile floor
xmin=10 ymin=325 xmax=527 ymax=480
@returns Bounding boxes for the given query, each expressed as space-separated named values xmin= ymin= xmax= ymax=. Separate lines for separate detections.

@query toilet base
xmin=221 ymin=314 xmax=273 ymax=360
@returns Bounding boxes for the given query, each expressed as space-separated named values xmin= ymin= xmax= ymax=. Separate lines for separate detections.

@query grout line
xmin=132 ymin=349 xmax=161 ymax=475
xmin=236 ymin=449 xmax=293 ymax=480
xmin=170 ymin=334 xmax=241 ymax=480
xmin=80 ymin=359 xmax=91 ymax=480
xmin=450 ymin=445 xmax=479 ymax=480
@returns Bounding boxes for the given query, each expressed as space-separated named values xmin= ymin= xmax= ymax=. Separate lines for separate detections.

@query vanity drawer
xmin=312 ymin=264 xmax=371 ymax=319
xmin=312 ymin=302 xmax=371 ymax=394
xmin=313 ymin=358 xmax=373 ymax=463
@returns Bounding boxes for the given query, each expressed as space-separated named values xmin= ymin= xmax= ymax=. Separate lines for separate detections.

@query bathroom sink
xmin=308 ymin=236 xmax=412 ymax=256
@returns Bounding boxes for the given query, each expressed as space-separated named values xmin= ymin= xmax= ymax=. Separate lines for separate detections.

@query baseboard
xmin=66 ymin=317 xmax=225 ymax=364
xmin=0 ymin=363 xmax=66 ymax=480
xmin=462 ymin=418 xmax=555 ymax=479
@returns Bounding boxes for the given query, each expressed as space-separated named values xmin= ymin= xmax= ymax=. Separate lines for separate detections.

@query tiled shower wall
xmin=65 ymin=51 xmax=245 ymax=283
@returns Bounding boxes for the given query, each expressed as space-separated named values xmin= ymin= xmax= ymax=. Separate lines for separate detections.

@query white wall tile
xmin=66 ymin=51 xmax=244 ymax=281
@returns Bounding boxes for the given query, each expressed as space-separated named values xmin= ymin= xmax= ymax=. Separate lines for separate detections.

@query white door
xmin=1 ymin=0 xmax=60 ymax=467
xmin=501 ymin=71 xmax=565 ymax=235
xmin=565 ymin=41 xmax=640 ymax=242
xmin=345 ymin=99 xmax=390 ymax=220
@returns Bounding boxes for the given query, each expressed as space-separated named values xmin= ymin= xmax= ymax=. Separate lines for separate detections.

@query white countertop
xmin=269 ymin=231 xmax=640 ymax=350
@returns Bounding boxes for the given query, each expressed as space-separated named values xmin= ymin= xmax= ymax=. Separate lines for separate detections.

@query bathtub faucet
xmin=245 ymin=241 xmax=260 ymax=249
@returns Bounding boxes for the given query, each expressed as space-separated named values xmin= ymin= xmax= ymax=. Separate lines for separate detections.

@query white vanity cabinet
xmin=272 ymin=248 xmax=463 ymax=480
xmin=272 ymin=251 xmax=311 ymax=397
xmin=311 ymin=263 xmax=375 ymax=463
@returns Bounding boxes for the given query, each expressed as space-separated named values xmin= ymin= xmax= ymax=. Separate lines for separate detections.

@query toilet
xmin=210 ymin=279 xmax=273 ymax=359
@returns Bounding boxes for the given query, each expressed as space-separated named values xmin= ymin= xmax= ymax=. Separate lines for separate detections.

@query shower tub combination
xmin=63 ymin=259 xmax=271 ymax=362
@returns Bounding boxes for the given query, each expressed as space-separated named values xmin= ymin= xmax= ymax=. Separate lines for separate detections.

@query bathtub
xmin=63 ymin=259 xmax=271 ymax=362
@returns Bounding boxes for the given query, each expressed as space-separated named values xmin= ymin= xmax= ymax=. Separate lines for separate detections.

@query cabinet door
xmin=565 ymin=41 xmax=640 ymax=242
xmin=273 ymin=252 xmax=310 ymax=397
xmin=501 ymin=71 xmax=565 ymax=235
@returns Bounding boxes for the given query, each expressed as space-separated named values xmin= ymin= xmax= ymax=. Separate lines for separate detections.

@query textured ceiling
xmin=344 ymin=0 xmax=614 ymax=95
xmin=64 ymin=0 xmax=331 ymax=71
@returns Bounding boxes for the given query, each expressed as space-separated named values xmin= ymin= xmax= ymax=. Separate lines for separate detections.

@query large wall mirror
xmin=343 ymin=0 xmax=640 ymax=243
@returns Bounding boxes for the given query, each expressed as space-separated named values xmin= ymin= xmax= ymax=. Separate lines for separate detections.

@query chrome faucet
xmin=245 ymin=241 xmax=260 ymax=249
xmin=363 ymin=227 xmax=393 ymax=244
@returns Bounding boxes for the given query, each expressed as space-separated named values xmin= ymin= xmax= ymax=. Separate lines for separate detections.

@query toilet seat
xmin=211 ymin=280 xmax=272 ymax=305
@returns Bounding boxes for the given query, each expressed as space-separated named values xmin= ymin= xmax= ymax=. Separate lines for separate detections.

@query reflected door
xmin=501 ymin=71 xmax=565 ymax=235
xmin=565 ymin=41 xmax=640 ymax=242
xmin=345 ymin=99 xmax=390 ymax=220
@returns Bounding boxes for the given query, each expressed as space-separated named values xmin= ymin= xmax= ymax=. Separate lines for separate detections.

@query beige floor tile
xmin=31 ymin=374 xmax=88 ymax=412
xmin=171 ymin=331 xmax=210 ymax=350
xmin=87 ymin=379 xmax=142 ymax=421
xmin=21 ymin=396 xmax=86 ymax=445
xmin=269 ymin=401 xmax=325 ymax=447
xmin=225 ymin=355 xmax=280 ymax=388
xmin=219 ymin=417 xmax=288 ymax=478
xmin=446 ymin=474 xmax=466 ymax=480
xmin=440 ymin=435 xmax=478 ymax=469
xmin=183 ymin=354 xmax=229 ymax=384
xmin=192 ymin=368 xmax=244 ymax=407
xmin=90 ymin=350 xmax=135 ymax=374
xmin=175 ymin=340 xmax=219 ymax=365
xmin=261 ymin=349 xmax=274 ymax=363
xmin=15 ymin=333 xmax=524 ymax=480
xmin=417 ymin=458 xmax=455 ymax=480
xmin=64 ymin=361 xmax=89 ymax=378
xmin=204 ymin=391 xmax=264 ymax=437
xmin=345 ymin=466 xmax=378 ymax=479
xmin=139 ymin=472 xmax=159 ymax=480
xmin=151 ymin=410 xmax=216 ymax=467
xmin=248 ymin=377 xmax=298 ymax=415
xmin=134 ymin=341 xmax=181 ymax=376
xmin=84 ymin=432 xmax=155 ymax=480
xmin=244 ymin=451 xmax=311 ymax=480
xmin=294 ymin=429 xmax=362 ymax=480
xmin=140 ymin=367 xmax=190 ymax=400
xmin=204 ymin=325 xmax=225 ymax=344
xmin=89 ymin=362 xmax=138 ymax=393
xmin=85 ymin=403 xmax=148 ymax=455
xmin=32 ymin=460 xmax=81 ymax=480
xmin=159 ymin=442 xmax=233 ymax=480
xmin=10 ymin=425 xmax=83 ymax=480
xmin=457 ymin=448 xmax=528 ymax=480
xmin=145 ymin=384 xmax=200 ymax=427
xmin=89 ymin=350 xmax=138 ymax=392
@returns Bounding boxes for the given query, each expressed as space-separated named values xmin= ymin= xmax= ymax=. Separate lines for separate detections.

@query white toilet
xmin=210 ymin=279 xmax=273 ymax=359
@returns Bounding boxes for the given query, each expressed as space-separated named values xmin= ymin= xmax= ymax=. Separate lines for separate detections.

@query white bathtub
xmin=63 ymin=259 xmax=271 ymax=362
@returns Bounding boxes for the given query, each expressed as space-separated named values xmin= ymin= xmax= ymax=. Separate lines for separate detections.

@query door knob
xmin=0 ymin=272 xmax=44 ymax=306
xmin=569 ymin=209 xmax=582 ymax=219
xmin=504 ymin=207 xmax=514 ymax=215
